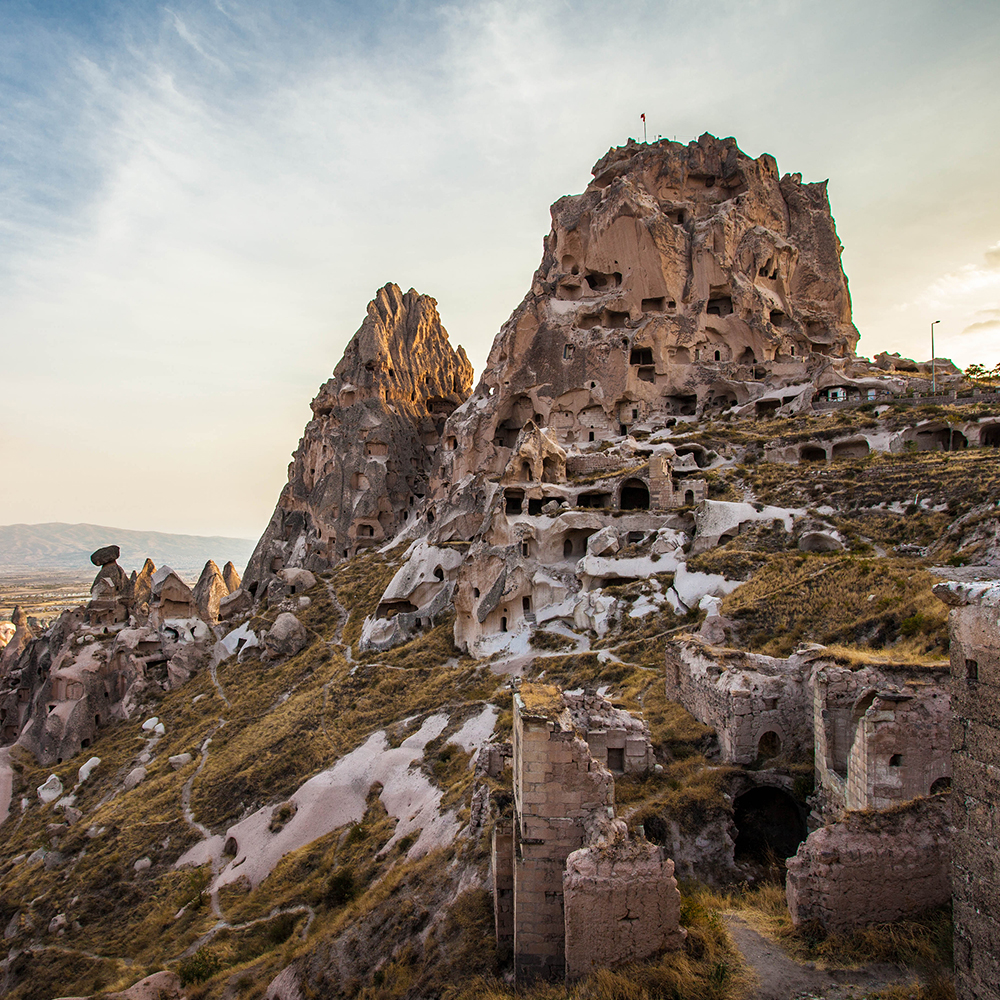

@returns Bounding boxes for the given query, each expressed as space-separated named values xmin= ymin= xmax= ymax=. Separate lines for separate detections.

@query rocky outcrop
xmin=438 ymin=133 xmax=858 ymax=495
xmin=0 ymin=548 xmax=231 ymax=764
xmin=242 ymin=283 xmax=473 ymax=605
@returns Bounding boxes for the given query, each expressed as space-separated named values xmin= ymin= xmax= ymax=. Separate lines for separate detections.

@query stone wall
xmin=935 ymin=581 xmax=1000 ymax=1000
xmin=665 ymin=641 xmax=812 ymax=764
xmin=563 ymin=842 xmax=685 ymax=980
xmin=785 ymin=794 xmax=951 ymax=933
xmin=497 ymin=683 xmax=683 ymax=983
xmin=811 ymin=663 xmax=951 ymax=820
xmin=511 ymin=687 xmax=614 ymax=981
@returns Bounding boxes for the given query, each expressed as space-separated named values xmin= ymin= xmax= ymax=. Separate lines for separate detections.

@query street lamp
xmin=931 ymin=320 xmax=941 ymax=396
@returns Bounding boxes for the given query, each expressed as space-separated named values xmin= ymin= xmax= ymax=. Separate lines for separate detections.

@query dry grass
xmin=707 ymin=882 xmax=953 ymax=975
xmin=720 ymin=554 xmax=950 ymax=658
xmin=442 ymin=883 xmax=753 ymax=1000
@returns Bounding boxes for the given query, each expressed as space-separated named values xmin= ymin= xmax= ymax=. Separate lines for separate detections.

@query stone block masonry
xmin=785 ymin=794 xmax=951 ymax=933
xmin=935 ymin=580 xmax=1000 ymax=1000
xmin=496 ymin=683 xmax=684 ymax=983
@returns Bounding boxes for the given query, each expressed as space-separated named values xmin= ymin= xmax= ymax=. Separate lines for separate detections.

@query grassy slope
xmin=2 ymin=417 xmax=986 ymax=996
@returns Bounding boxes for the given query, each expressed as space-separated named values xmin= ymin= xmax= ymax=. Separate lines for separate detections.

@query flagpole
xmin=642 ymin=114 xmax=647 ymax=143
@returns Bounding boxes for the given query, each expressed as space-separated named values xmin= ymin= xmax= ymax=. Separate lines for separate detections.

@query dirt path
xmin=725 ymin=914 xmax=916 ymax=999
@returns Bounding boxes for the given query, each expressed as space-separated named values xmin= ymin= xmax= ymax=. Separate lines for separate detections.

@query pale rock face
xmin=37 ymin=774 xmax=63 ymax=804
xmin=222 ymin=561 xmax=242 ymax=593
xmin=242 ymin=282 xmax=473 ymax=602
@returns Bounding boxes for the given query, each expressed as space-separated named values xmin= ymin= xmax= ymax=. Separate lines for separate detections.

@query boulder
xmin=262 ymin=613 xmax=308 ymax=662
xmin=37 ymin=775 xmax=63 ymax=804
xmin=90 ymin=545 xmax=121 ymax=567
xmin=123 ymin=767 xmax=147 ymax=791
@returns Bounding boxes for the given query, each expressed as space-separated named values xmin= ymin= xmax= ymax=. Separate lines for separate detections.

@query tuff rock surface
xmin=242 ymin=282 xmax=473 ymax=603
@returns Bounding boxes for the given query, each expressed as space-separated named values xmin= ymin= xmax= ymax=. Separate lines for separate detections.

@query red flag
xmin=641 ymin=113 xmax=645 ymax=121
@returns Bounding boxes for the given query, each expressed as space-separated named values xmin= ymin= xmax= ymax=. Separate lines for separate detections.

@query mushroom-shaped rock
xmin=37 ymin=775 xmax=64 ymax=804
xmin=90 ymin=545 xmax=121 ymax=567
xmin=262 ymin=613 xmax=309 ymax=662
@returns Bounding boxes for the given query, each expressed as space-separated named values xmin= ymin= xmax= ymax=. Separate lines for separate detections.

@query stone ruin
xmin=665 ymin=636 xmax=953 ymax=931
xmin=934 ymin=580 xmax=1000 ymax=1000
xmin=0 ymin=545 xmax=253 ymax=765
xmin=489 ymin=683 xmax=683 ymax=983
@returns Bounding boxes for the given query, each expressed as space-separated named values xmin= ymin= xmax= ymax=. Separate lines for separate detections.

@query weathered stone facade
xmin=492 ymin=684 xmax=682 ymax=983
xmin=665 ymin=639 xmax=813 ymax=764
xmin=666 ymin=639 xmax=951 ymax=821
xmin=935 ymin=580 xmax=1000 ymax=1000
xmin=785 ymin=794 xmax=952 ymax=933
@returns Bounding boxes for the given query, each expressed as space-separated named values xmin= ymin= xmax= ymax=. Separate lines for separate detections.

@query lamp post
xmin=931 ymin=320 xmax=940 ymax=396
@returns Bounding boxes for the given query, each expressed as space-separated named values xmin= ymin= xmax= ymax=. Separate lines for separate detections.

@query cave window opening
xmin=505 ymin=490 xmax=524 ymax=515
xmin=757 ymin=731 xmax=781 ymax=760
xmin=607 ymin=747 xmax=625 ymax=773
xmin=770 ymin=311 xmax=785 ymax=327
xmin=966 ymin=658 xmax=979 ymax=682
xmin=433 ymin=566 xmax=444 ymax=581
xmin=590 ymin=381 xmax=597 ymax=388
xmin=684 ymin=489 xmax=695 ymax=505
xmin=605 ymin=310 xmax=629 ymax=328
xmin=473 ymin=588 xmax=480 ymax=598
xmin=714 ymin=350 xmax=721 ymax=362
xmin=589 ymin=431 xmax=595 ymax=442
xmin=501 ymin=616 xmax=508 ymax=632
xmin=522 ymin=596 xmax=532 ymax=612
xmin=630 ymin=347 xmax=654 ymax=366
xmin=426 ymin=510 xmax=434 ymax=523
xmin=521 ymin=541 xmax=531 ymax=557
xmin=889 ymin=754 xmax=903 ymax=767
xmin=930 ymin=776 xmax=952 ymax=794
xmin=564 ymin=538 xmax=574 ymax=558
xmin=707 ymin=297 xmax=733 ymax=317
xmin=980 ymin=425 xmax=1000 ymax=447
xmin=619 ymin=424 xmax=628 ymax=436
xmin=563 ymin=344 xmax=575 ymax=360
xmin=81 ymin=738 xmax=91 ymax=748
xmin=733 ymin=786 xmax=807 ymax=863
xmin=641 ymin=297 xmax=666 ymax=313
xmin=521 ymin=461 xmax=532 ymax=482
xmin=527 ymin=498 xmax=544 ymax=516
xmin=632 ymin=408 xmax=639 ymax=420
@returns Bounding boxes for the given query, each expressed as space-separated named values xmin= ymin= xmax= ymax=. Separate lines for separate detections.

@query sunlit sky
xmin=2 ymin=0 xmax=999 ymax=538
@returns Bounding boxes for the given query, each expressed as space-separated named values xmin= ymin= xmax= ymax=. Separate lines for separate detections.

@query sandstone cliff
xmin=242 ymin=283 xmax=473 ymax=604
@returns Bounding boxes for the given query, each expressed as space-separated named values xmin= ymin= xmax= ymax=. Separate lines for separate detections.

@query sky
xmin=2 ymin=0 xmax=999 ymax=539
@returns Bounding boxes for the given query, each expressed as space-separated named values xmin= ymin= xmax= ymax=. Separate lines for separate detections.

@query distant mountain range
xmin=0 ymin=523 xmax=257 ymax=578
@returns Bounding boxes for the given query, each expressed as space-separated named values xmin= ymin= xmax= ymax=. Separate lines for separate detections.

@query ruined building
xmin=665 ymin=636 xmax=954 ymax=932
xmin=491 ymin=684 xmax=683 ymax=983
xmin=935 ymin=580 xmax=1000 ymax=1000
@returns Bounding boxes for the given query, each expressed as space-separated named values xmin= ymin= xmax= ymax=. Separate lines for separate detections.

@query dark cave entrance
xmin=733 ymin=787 xmax=807 ymax=863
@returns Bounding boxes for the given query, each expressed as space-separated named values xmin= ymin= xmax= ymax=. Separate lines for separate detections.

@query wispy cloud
xmin=2 ymin=0 xmax=1000 ymax=534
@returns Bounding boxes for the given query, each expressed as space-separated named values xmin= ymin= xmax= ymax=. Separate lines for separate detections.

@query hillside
xmin=0 ymin=523 xmax=254 ymax=578
xmin=0 ymin=135 xmax=993 ymax=1000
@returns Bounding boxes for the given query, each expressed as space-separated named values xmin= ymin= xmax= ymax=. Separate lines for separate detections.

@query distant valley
xmin=0 ymin=522 xmax=255 ymax=578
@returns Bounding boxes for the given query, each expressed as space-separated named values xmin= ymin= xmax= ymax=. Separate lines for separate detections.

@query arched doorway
xmin=619 ymin=479 xmax=650 ymax=510
xmin=733 ymin=787 xmax=807 ymax=862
